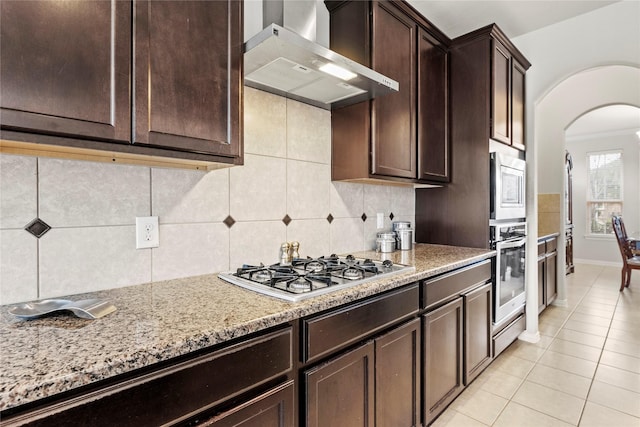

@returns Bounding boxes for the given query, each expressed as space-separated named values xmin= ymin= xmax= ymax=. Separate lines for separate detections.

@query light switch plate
xmin=376 ymin=212 xmax=384 ymax=229
xmin=136 ymin=216 xmax=159 ymax=249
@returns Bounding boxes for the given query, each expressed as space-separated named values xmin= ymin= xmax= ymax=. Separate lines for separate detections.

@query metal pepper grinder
xmin=290 ymin=241 xmax=300 ymax=260
xmin=280 ymin=242 xmax=291 ymax=265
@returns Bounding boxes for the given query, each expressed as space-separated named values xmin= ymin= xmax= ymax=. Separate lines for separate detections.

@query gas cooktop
xmin=218 ymin=254 xmax=415 ymax=302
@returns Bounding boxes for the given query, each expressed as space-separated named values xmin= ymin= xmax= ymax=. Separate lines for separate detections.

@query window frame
xmin=585 ymin=149 xmax=623 ymax=238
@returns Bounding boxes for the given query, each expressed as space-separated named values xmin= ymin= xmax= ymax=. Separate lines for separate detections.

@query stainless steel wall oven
xmin=490 ymin=152 xmax=526 ymax=221
xmin=490 ymin=221 xmax=527 ymax=326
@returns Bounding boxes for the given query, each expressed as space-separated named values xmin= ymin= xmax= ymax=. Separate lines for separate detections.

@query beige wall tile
xmin=330 ymin=182 xmax=364 ymax=218
xmin=152 ymin=223 xmax=229 ymax=282
xmin=39 ymin=227 xmax=151 ymax=298
xmin=0 ymin=230 xmax=38 ymax=304
xmin=0 ymin=155 xmax=37 ymax=229
xmin=243 ymin=87 xmax=286 ymax=157
xmin=39 ymin=158 xmax=150 ymax=227
xmin=364 ymin=184 xmax=393 ymax=218
xmin=286 ymin=160 xmax=330 ymax=220
xmin=152 ymin=168 xmax=229 ymax=224
xmin=538 ymin=212 xmax=561 ymax=236
xmin=330 ymin=217 xmax=365 ymax=255
xmin=286 ymin=219 xmax=330 ymax=259
xmin=229 ymin=221 xmax=286 ymax=269
xmin=538 ymin=193 xmax=561 ymax=213
xmin=286 ymin=98 xmax=331 ymax=164
xmin=230 ymin=154 xmax=287 ymax=221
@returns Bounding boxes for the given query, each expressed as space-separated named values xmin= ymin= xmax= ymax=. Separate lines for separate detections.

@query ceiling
xmin=405 ymin=0 xmax=620 ymax=39
xmin=565 ymin=105 xmax=640 ymax=138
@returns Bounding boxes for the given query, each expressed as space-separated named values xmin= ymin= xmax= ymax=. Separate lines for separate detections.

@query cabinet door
xmin=371 ymin=2 xmax=416 ymax=179
xmin=0 ymin=1 xmax=130 ymax=143
xmin=511 ymin=60 xmax=526 ymax=149
xmin=423 ymin=297 xmax=463 ymax=425
xmin=418 ymin=29 xmax=449 ymax=182
xmin=491 ymin=40 xmax=510 ymax=145
xmin=305 ymin=342 xmax=374 ymax=427
xmin=375 ymin=319 xmax=421 ymax=427
xmin=546 ymin=251 xmax=558 ymax=305
xmin=538 ymin=255 xmax=546 ymax=313
xmin=134 ymin=0 xmax=242 ymax=158
xmin=202 ymin=381 xmax=294 ymax=427
xmin=464 ymin=282 xmax=493 ymax=384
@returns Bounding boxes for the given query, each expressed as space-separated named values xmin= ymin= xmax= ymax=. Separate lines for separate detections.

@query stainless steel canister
xmin=392 ymin=221 xmax=411 ymax=231
xmin=376 ymin=232 xmax=396 ymax=253
xmin=396 ymin=228 xmax=413 ymax=250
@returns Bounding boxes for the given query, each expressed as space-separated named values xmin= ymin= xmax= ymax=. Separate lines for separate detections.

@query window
xmin=586 ymin=150 xmax=623 ymax=235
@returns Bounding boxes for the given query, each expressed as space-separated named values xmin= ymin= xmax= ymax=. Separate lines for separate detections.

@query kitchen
xmin=1 ymin=0 xmax=639 ymax=426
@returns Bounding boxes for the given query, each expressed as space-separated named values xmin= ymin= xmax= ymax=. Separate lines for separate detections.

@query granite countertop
xmin=538 ymin=232 xmax=560 ymax=240
xmin=0 ymin=244 xmax=494 ymax=412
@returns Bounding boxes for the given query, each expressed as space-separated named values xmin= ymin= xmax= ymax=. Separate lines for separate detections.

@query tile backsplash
xmin=0 ymin=87 xmax=415 ymax=305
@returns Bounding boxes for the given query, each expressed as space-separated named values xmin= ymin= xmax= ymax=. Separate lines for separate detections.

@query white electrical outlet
xmin=376 ymin=212 xmax=384 ymax=229
xmin=136 ymin=216 xmax=159 ymax=249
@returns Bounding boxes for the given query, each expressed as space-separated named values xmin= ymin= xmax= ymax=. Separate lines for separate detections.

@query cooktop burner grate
xmin=219 ymin=254 xmax=414 ymax=302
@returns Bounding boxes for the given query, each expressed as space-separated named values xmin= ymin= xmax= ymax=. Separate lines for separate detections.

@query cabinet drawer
xmin=422 ymin=260 xmax=491 ymax=309
xmin=302 ymin=284 xmax=419 ymax=362
xmin=1 ymin=328 xmax=292 ymax=427
xmin=546 ymin=237 xmax=557 ymax=253
xmin=538 ymin=241 xmax=546 ymax=257
xmin=493 ymin=314 xmax=525 ymax=357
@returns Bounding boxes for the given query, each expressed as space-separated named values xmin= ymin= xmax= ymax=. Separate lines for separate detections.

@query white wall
xmin=566 ymin=131 xmax=640 ymax=264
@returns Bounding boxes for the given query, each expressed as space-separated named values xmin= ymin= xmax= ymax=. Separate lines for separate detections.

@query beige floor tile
xmin=526 ymin=364 xmax=592 ymax=399
xmin=587 ymin=381 xmax=640 ymax=417
xmin=611 ymin=318 xmax=640 ymax=332
xmin=599 ymin=350 xmax=640 ymax=374
xmin=554 ymin=329 xmax=606 ymax=349
xmin=613 ymin=310 xmax=640 ymax=324
xmin=608 ymin=327 xmax=640 ymax=345
xmin=473 ymin=368 xmax=524 ymax=399
xmin=569 ymin=311 xmax=613 ymax=327
xmin=449 ymin=387 xmax=508 ymax=425
xmin=493 ymin=402 xmax=574 ymax=427
xmin=539 ymin=322 xmax=562 ymax=337
xmin=579 ymin=402 xmax=640 ymax=427
xmin=491 ymin=355 xmax=536 ymax=379
xmin=538 ymin=350 xmax=597 ymax=378
xmin=430 ymin=409 xmax=489 ymax=427
xmin=574 ymin=305 xmax=615 ymax=319
xmin=595 ymin=364 xmax=640 ymax=393
xmin=547 ymin=338 xmax=602 ymax=362
xmin=502 ymin=341 xmax=548 ymax=362
xmin=604 ymin=338 xmax=640 ymax=359
xmin=512 ymin=381 xmax=585 ymax=425
xmin=533 ymin=334 xmax=556 ymax=349
xmin=562 ymin=319 xmax=610 ymax=337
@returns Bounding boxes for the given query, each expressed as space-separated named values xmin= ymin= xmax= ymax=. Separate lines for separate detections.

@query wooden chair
xmin=611 ymin=215 xmax=640 ymax=291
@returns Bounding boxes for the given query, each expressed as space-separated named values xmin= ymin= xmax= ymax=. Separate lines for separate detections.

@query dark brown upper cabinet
xmin=0 ymin=0 xmax=243 ymax=169
xmin=491 ymin=38 xmax=529 ymax=150
xmin=0 ymin=1 xmax=131 ymax=143
xmin=326 ymin=0 xmax=450 ymax=186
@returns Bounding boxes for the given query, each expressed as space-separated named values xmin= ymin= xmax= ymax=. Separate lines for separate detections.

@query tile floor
xmin=433 ymin=262 xmax=640 ymax=427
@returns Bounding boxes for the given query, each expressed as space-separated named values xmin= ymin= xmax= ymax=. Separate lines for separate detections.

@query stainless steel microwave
xmin=490 ymin=152 xmax=526 ymax=221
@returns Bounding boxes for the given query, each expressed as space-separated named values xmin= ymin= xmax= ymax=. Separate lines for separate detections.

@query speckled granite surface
xmin=0 ymin=244 xmax=493 ymax=412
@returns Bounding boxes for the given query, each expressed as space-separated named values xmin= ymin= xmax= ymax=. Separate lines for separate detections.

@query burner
xmin=305 ymin=260 xmax=325 ymax=273
xmin=287 ymin=277 xmax=312 ymax=293
xmin=343 ymin=267 xmax=364 ymax=280
xmin=251 ymin=270 xmax=272 ymax=282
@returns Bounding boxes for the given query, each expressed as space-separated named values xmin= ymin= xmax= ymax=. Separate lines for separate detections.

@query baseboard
xmin=574 ymin=259 xmax=622 ymax=267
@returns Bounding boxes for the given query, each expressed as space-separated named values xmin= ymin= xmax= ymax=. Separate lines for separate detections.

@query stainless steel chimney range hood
xmin=244 ymin=2 xmax=399 ymax=110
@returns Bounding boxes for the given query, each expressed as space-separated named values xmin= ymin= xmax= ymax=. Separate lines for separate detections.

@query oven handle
xmin=497 ymin=238 xmax=526 ymax=249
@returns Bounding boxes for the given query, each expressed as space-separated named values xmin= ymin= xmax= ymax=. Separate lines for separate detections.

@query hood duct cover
xmin=244 ymin=13 xmax=399 ymax=110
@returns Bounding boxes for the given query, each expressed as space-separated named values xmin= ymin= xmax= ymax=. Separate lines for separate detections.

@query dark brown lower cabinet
xmin=305 ymin=341 xmax=375 ymax=427
xmin=423 ymin=298 xmax=463 ymax=425
xmin=463 ymin=282 xmax=493 ymax=384
xmin=538 ymin=236 xmax=558 ymax=313
xmin=200 ymin=381 xmax=294 ymax=427
xmin=304 ymin=318 xmax=421 ymax=427
xmin=375 ymin=319 xmax=421 ymax=427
